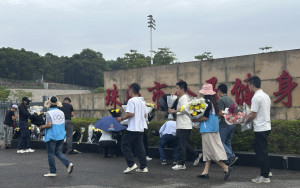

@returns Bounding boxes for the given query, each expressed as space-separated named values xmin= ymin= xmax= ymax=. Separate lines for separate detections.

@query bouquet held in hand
xmin=223 ymin=103 xmax=245 ymax=125
xmin=178 ymin=98 xmax=208 ymax=119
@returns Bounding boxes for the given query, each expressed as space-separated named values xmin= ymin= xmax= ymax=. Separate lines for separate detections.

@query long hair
xmin=204 ymin=95 xmax=219 ymax=113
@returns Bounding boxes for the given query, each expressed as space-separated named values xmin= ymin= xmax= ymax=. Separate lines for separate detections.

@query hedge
xmin=71 ymin=118 xmax=300 ymax=154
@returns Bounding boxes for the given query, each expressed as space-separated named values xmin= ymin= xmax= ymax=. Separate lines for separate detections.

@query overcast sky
xmin=0 ymin=0 xmax=299 ymax=62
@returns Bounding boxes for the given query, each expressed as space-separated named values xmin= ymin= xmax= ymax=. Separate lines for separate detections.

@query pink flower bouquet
xmin=223 ymin=103 xmax=246 ymax=125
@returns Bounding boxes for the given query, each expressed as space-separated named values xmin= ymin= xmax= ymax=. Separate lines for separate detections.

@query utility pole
xmin=147 ymin=15 xmax=156 ymax=65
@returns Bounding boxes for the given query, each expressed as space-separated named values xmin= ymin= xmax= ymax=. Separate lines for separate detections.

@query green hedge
xmin=71 ymin=118 xmax=300 ymax=154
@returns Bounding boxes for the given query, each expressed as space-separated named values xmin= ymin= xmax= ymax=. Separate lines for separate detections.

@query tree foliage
xmin=124 ymin=50 xmax=150 ymax=69
xmin=259 ymin=46 xmax=273 ymax=53
xmin=0 ymin=86 xmax=10 ymax=102
xmin=195 ymin=52 xmax=213 ymax=61
xmin=10 ymin=90 xmax=33 ymax=103
xmin=153 ymin=47 xmax=176 ymax=65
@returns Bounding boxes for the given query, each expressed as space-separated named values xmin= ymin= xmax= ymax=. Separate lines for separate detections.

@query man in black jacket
xmin=17 ymin=97 xmax=34 ymax=154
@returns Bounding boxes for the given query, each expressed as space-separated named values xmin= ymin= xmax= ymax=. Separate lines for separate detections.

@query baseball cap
xmin=22 ymin=97 xmax=32 ymax=103
xmin=12 ymin=104 xmax=18 ymax=110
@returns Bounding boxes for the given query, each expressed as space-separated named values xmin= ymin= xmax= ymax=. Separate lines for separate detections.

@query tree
xmin=195 ymin=52 xmax=213 ymax=61
xmin=0 ymin=86 xmax=10 ymax=102
xmin=153 ymin=47 xmax=176 ymax=65
xmin=107 ymin=57 xmax=127 ymax=71
xmin=259 ymin=46 xmax=273 ymax=53
xmin=10 ymin=90 xmax=33 ymax=103
xmin=124 ymin=50 xmax=149 ymax=69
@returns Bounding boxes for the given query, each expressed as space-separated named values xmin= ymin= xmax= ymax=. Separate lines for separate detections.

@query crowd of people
xmin=2 ymin=76 xmax=272 ymax=183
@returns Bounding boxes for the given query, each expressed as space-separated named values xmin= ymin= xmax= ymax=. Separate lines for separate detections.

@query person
xmin=99 ymin=131 xmax=119 ymax=158
xmin=193 ymin=83 xmax=232 ymax=180
xmin=168 ymin=81 xmax=202 ymax=170
xmin=245 ymin=76 xmax=272 ymax=184
xmin=116 ymin=83 xmax=148 ymax=173
xmin=158 ymin=120 xmax=178 ymax=165
xmin=217 ymin=84 xmax=239 ymax=166
xmin=17 ymin=97 xmax=34 ymax=154
xmin=40 ymin=96 xmax=73 ymax=177
xmin=3 ymin=104 xmax=18 ymax=149
xmin=59 ymin=97 xmax=78 ymax=154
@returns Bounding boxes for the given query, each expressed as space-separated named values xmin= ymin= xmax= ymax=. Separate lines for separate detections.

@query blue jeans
xmin=46 ymin=140 xmax=70 ymax=173
xmin=158 ymin=134 xmax=178 ymax=161
xmin=219 ymin=125 xmax=236 ymax=160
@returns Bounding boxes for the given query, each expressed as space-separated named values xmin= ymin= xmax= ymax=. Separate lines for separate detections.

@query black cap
xmin=22 ymin=97 xmax=31 ymax=103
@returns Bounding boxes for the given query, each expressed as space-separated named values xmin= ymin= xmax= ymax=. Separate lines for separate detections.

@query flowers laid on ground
xmin=223 ymin=103 xmax=246 ymax=125
xmin=179 ymin=98 xmax=208 ymax=119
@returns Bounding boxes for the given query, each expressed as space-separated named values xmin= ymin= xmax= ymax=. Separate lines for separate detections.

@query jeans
xmin=219 ymin=125 xmax=236 ymax=160
xmin=17 ymin=121 xmax=30 ymax=150
xmin=4 ymin=125 xmax=13 ymax=145
xmin=176 ymin=129 xmax=198 ymax=165
xmin=65 ymin=120 xmax=73 ymax=152
xmin=121 ymin=131 xmax=147 ymax=169
xmin=254 ymin=130 xmax=271 ymax=178
xmin=158 ymin=134 xmax=178 ymax=161
xmin=47 ymin=139 xmax=70 ymax=173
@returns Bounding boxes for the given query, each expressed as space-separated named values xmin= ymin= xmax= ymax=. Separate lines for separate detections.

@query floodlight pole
xmin=147 ymin=15 xmax=156 ymax=65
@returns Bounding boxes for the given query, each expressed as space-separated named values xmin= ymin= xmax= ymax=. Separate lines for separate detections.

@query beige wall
xmin=59 ymin=49 xmax=300 ymax=120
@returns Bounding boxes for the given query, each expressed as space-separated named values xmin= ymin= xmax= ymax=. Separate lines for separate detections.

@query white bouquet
xmin=167 ymin=95 xmax=177 ymax=119
xmin=178 ymin=98 xmax=208 ymax=119
xmin=240 ymin=103 xmax=253 ymax=132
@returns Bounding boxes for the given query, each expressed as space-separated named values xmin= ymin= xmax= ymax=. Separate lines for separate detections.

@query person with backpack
xmin=3 ymin=104 xmax=18 ymax=149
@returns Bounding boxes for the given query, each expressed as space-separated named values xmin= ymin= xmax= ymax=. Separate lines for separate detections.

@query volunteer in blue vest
xmin=192 ymin=84 xmax=232 ymax=180
xmin=40 ymin=96 xmax=74 ymax=177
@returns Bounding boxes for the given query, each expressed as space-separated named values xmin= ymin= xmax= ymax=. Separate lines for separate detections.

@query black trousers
xmin=143 ymin=129 xmax=149 ymax=156
xmin=121 ymin=131 xmax=147 ymax=169
xmin=254 ymin=130 xmax=271 ymax=178
xmin=176 ymin=129 xmax=198 ymax=165
xmin=99 ymin=140 xmax=118 ymax=156
xmin=17 ymin=121 xmax=30 ymax=150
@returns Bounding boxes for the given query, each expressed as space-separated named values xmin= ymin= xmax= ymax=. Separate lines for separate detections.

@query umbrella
xmin=94 ymin=116 xmax=127 ymax=132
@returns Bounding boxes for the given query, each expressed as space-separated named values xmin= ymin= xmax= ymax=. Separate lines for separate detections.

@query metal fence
xmin=0 ymin=102 xmax=43 ymax=139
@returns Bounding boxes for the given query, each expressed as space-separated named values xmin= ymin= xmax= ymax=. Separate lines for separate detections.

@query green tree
xmin=195 ymin=52 xmax=213 ymax=61
xmin=124 ymin=50 xmax=149 ymax=69
xmin=107 ymin=57 xmax=127 ymax=71
xmin=259 ymin=46 xmax=273 ymax=53
xmin=0 ymin=86 xmax=10 ymax=102
xmin=153 ymin=47 xmax=176 ymax=65
xmin=10 ymin=90 xmax=33 ymax=103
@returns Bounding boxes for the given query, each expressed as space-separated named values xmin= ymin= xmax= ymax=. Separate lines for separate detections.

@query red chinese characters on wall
xmin=105 ymin=84 xmax=122 ymax=109
xmin=148 ymin=81 xmax=168 ymax=108
xmin=231 ymin=74 xmax=254 ymax=105
xmin=126 ymin=85 xmax=141 ymax=102
xmin=273 ymin=70 xmax=298 ymax=108
xmin=206 ymin=77 xmax=219 ymax=99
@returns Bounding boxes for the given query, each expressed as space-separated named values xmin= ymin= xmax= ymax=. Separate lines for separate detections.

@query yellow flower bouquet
xmin=178 ymin=98 xmax=208 ymax=120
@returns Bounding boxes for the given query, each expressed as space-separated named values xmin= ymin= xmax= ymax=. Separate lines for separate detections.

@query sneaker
xmin=193 ymin=153 xmax=202 ymax=166
xmin=252 ymin=176 xmax=270 ymax=183
xmin=146 ymin=156 xmax=152 ymax=161
xmin=161 ymin=160 xmax=167 ymax=165
xmin=172 ymin=164 xmax=186 ymax=170
xmin=123 ymin=163 xmax=138 ymax=174
xmin=44 ymin=173 xmax=57 ymax=177
xmin=224 ymin=167 xmax=232 ymax=180
xmin=228 ymin=156 xmax=239 ymax=167
xmin=17 ymin=150 xmax=26 ymax=154
xmin=67 ymin=163 xmax=73 ymax=174
xmin=26 ymin=148 xmax=35 ymax=153
xmin=269 ymin=172 xmax=273 ymax=177
xmin=68 ymin=149 xmax=79 ymax=154
xmin=136 ymin=167 xmax=148 ymax=173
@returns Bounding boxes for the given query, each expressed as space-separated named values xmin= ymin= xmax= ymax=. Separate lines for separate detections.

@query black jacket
xmin=19 ymin=103 xmax=31 ymax=122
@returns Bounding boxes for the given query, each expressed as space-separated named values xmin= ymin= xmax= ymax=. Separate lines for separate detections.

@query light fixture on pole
xmin=147 ymin=15 xmax=156 ymax=65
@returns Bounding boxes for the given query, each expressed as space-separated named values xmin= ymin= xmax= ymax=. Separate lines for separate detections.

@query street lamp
xmin=147 ymin=15 xmax=156 ymax=65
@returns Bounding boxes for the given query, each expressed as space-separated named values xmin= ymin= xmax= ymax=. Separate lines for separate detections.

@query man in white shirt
xmin=246 ymin=76 xmax=272 ymax=184
xmin=117 ymin=83 xmax=148 ymax=174
xmin=168 ymin=81 xmax=202 ymax=170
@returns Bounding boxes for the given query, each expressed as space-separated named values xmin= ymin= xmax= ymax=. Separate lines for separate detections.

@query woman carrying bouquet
xmin=192 ymin=83 xmax=232 ymax=180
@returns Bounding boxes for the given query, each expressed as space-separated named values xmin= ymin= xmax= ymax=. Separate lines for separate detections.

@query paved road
xmin=0 ymin=148 xmax=300 ymax=188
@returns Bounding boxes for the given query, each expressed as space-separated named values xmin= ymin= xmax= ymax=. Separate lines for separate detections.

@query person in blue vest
xmin=40 ymin=96 xmax=73 ymax=177
xmin=192 ymin=84 xmax=232 ymax=180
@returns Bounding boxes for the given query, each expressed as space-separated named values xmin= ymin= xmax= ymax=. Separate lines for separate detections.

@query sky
xmin=0 ymin=0 xmax=299 ymax=62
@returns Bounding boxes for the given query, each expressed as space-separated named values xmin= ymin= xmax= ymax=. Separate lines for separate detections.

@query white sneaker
xmin=193 ymin=153 xmax=202 ymax=166
xmin=17 ymin=150 xmax=26 ymax=154
xmin=269 ymin=172 xmax=273 ymax=177
xmin=136 ymin=167 xmax=148 ymax=173
xmin=172 ymin=164 xmax=186 ymax=170
xmin=26 ymin=148 xmax=35 ymax=153
xmin=123 ymin=163 xmax=138 ymax=174
xmin=252 ymin=176 xmax=270 ymax=183
xmin=146 ymin=156 xmax=152 ymax=161
xmin=67 ymin=163 xmax=73 ymax=174
xmin=44 ymin=173 xmax=57 ymax=177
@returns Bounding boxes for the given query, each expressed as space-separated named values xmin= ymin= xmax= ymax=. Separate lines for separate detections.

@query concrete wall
xmin=58 ymin=49 xmax=300 ymax=120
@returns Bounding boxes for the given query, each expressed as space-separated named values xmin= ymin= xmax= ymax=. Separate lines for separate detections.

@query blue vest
xmin=200 ymin=104 xmax=219 ymax=133
xmin=44 ymin=108 xmax=66 ymax=142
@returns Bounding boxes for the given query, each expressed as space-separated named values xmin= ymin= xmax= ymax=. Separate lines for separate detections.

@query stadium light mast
xmin=147 ymin=15 xmax=156 ymax=65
